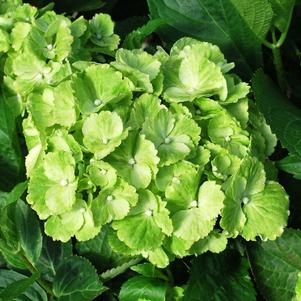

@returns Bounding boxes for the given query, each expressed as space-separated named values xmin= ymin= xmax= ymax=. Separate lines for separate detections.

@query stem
xmin=20 ymin=253 xmax=54 ymax=297
xmin=271 ymin=28 xmax=286 ymax=92
xmin=100 ymin=256 xmax=143 ymax=283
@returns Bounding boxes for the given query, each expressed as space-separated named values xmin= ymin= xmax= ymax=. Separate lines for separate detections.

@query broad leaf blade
xmin=53 ymin=256 xmax=104 ymax=301
xmin=252 ymin=70 xmax=301 ymax=158
xmin=183 ymin=250 xmax=256 ymax=301
xmin=231 ymin=0 xmax=273 ymax=40
xmin=0 ymin=89 xmax=24 ymax=191
xmin=278 ymin=154 xmax=301 ymax=179
xmin=0 ymin=270 xmax=47 ymax=301
xmin=119 ymin=275 xmax=167 ymax=301
xmin=269 ymin=0 xmax=295 ymax=32
xmin=36 ymin=236 xmax=72 ymax=282
xmin=15 ymin=201 xmax=43 ymax=266
xmin=0 ymin=181 xmax=27 ymax=210
xmin=248 ymin=228 xmax=301 ymax=301
xmin=0 ymin=272 xmax=40 ymax=301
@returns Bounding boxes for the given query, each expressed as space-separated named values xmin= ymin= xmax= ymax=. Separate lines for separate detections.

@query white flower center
xmin=224 ymin=135 xmax=231 ymax=142
xmin=106 ymin=195 xmax=114 ymax=202
xmin=60 ymin=179 xmax=68 ymax=187
xmin=172 ymin=176 xmax=180 ymax=184
xmin=164 ymin=137 xmax=172 ymax=144
xmin=94 ymin=99 xmax=102 ymax=106
xmin=101 ymin=138 xmax=108 ymax=144
xmin=47 ymin=44 xmax=53 ymax=50
xmin=35 ymin=73 xmax=43 ymax=81
xmin=145 ymin=209 xmax=153 ymax=216
xmin=242 ymin=196 xmax=249 ymax=205
xmin=190 ymin=200 xmax=198 ymax=208
xmin=128 ymin=158 xmax=136 ymax=165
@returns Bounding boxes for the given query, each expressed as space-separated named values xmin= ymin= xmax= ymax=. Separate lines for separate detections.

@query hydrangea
xmin=2 ymin=3 xmax=289 ymax=268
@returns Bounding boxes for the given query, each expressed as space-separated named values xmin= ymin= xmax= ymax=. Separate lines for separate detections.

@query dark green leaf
xmin=252 ymin=70 xmax=301 ymax=157
xmin=231 ymin=0 xmax=273 ymax=40
xmin=0 ymin=270 xmax=47 ymax=301
xmin=278 ymin=154 xmax=301 ymax=179
xmin=119 ymin=275 xmax=167 ymax=301
xmin=15 ymin=201 xmax=42 ymax=266
xmin=131 ymin=263 xmax=168 ymax=280
xmin=269 ymin=0 xmax=295 ymax=32
xmin=0 ymin=272 xmax=39 ymax=301
xmin=0 ymin=181 xmax=27 ymax=210
xmin=36 ymin=236 xmax=72 ymax=282
xmin=123 ymin=19 xmax=166 ymax=49
xmin=53 ymin=256 xmax=104 ymax=301
xmin=147 ymin=0 xmax=263 ymax=79
xmin=76 ymin=226 xmax=130 ymax=272
xmin=183 ymin=250 xmax=256 ymax=301
xmin=0 ymin=89 xmax=23 ymax=191
xmin=0 ymin=204 xmax=20 ymax=258
xmin=248 ymin=228 xmax=301 ymax=301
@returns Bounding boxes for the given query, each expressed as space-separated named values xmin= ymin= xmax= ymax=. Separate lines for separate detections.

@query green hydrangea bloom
xmin=5 ymin=5 xmax=286 ymax=269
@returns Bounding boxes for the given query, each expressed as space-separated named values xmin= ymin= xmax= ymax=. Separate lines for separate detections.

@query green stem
xmin=271 ymin=29 xmax=286 ymax=92
xmin=20 ymin=253 xmax=54 ymax=297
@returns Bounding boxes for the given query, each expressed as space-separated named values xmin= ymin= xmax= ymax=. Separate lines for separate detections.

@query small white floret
xmin=164 ymin=137 xmax=172 ymax=144
xmin=224 ymin=135 xmax=231 ymax=142
xmin=60 ymin=179 xmax=68 ymax=187
xmin=106 ymin=195 xmax=114 ymax=202
xmin=101 ymin=138 xmax=108 ymax=144
xmin=128 ymin=158 xmax=136 ymax=165
xmin=242 ymin=196 xmax=249 ymax=205
xmin=145 ymin=209 xmax=153 ymax=216
xmin=190 ymin=200 xmax=198 ymax=208
xmin=47 ymin=44 xmax=53 ymax=50
xmin=172 ymin=176 xmax=180 ymax=184
xmin=35 ymin=73 xmax=43 ymax=81
xmin=94 ymin=99 xmax=102 ymax=106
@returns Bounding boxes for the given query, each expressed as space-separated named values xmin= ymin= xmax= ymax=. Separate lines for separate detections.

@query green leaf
xmin=0 ymin=270 xmax=47 ymax=301
xmin=76 ymin=225 xmax=130 ymax=272
xmin=248 ymin=228 xmax=301 ymax=301
xmin=183 ymin=250 xmax=256 ymax=301
xmin=278 ymin=154 xmax=301 ymax=179
xmin=36 ymin=236 xmax=72 ymax=282
xmin=269 ymin=0 xmax=295 ymax=33
xmin=53 ymin=256 xmax=104 ymax=301
xmin=15 ymin=200 xmax=42 ymax=265
xmin=123 ymin=19 xmax=166 ymax=49
xmin=0 ymin=272 xmax=40 ymax=301
xmin=147 ymin=0 xmax=263 ymax=78
xmin=231 ymin=0 xmax=273 ymax=40
xmin=0 ymin=88 xmax=23 ymax=191
xmin=252 ymin=70 xmax=301 ymax=158
xmin=131 ymin=263 xmax=167 ymax=280
xmin=0 ymin=181 xmax=27 ymax=210
xmin=119 ymin=276 xmax=167 ymax=301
